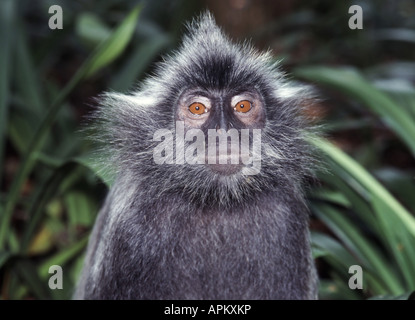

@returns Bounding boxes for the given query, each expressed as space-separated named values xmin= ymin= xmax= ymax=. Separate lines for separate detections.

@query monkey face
xmin=93 ymin=13 xmax=314 ymax=208
xmin=175 ymin=88 xmax=265 ymax=175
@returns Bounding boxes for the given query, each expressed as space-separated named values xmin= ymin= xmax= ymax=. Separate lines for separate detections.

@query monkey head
xmin=91 ymin=13 xmax=314 ymax=209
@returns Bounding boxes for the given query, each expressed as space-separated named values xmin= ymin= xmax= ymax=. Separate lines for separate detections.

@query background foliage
xmin=0 ymin=0 xmax=414 ymax=299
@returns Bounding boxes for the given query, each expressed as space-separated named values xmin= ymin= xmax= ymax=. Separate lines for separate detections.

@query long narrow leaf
xmin=310 ymin=137 xmax=415 ymax=237
xmin=316 ymin=168 xmax=377 ymax=229
xmin=372 ymin=199 xmax=415 ymax=289
xmin=1 ymin=6 xmax=141 ymax=249
xmin=20 ymin=163 xmax=77 ymax=253
xmin=312 ymin=203 xmax=403 ymax=294
xmin=38 ymin=236 xmax=89 ymax=279
xmin=74 ymin=154 xmax=115 ymax=187
xmin=0 ymin=251 xmax=12 ymax=269
xmin=0 ymin=0 xmax=15 ymax=184
xmin=311 ymin=137 xmax=415 ymax=294
xmin=110 ymin=34 xmax=170 ymax=91
xmin=84 ymin=5 xmax=141 ymax=78
xmin=296 ymin=67 xmax=415 ymax=157
xmin=312 ymin=232 xmax=359 ymax=277
xmin=14 ymin=259 xmax=51 ymax=299
xmin=15 ymin=21 xmax=45 ymax=115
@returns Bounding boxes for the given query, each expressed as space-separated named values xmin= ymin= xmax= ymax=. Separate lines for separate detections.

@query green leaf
xmin=372 ymin=198 xmax=415 ymax=289
xmin=64 ymin=191 xmax=97 ymax=227
xmin=375 ymin=28 xmax=415 ymax=44
xmin=0 ymin=0 xmax=15 ymax=183
xmin=312 ymin=232 xmax=359 ymax=274
xmin=76 ymin=12 xmax=112 ymax=49
xmin=295 ymin=67 xmax=415 ymax=157
xmin=312 ymin=203 xmax=402 ymax=294
xmin=20 ymin=162 xmax=78 ymax=253
xmin=0 ymin=250 xmax=12 ymax=268
xmin=309 ymin=189 xmax=351 ymax=207
xmin=310 ymin=137 xmax=415 ymax=294
xmin=1 ymin=6 xmax=141 ymax=249
xmin=318 ymin=278 xmax=362 ymax=300
xmin=38 ymin=236 xmax=89 ymax=279
xmin=369 ymin=291 xmax=415 ymax=300
xmin=14 ymin=21 xmax=46 ymax=115
xmin=8 ymin=102 xmax=42 ymax=154
xmin=84 ymin=5 xmax=142 ymax=78
xmin=74 ymin=154 xmax=115 ymax=187
xmin=14 ymin=259 xmax=51 ymax=299
xmin=315 ymin=163 xmax=377 ymax=229
xmin=110 ymin=33 xmax=171 ymax=91
xmin=375 ymin=168 xmax=415 ymax=213
xmin=310 ymin=137 xmax=415 ymax=238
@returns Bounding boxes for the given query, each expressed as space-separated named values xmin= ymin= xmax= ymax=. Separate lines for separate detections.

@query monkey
xmin=74 ymin=12 xmax=318 ymax=300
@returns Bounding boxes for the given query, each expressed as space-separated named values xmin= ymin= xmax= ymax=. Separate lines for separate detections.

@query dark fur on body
xmin=75 ymin=13 xmax=318 ymax=299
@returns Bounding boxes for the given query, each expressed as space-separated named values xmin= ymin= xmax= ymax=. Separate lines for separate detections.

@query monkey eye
xmin=189 ymin=102 xmax=207 ymax=115
xmin=234 ymin=100 xmax=252 ymax=113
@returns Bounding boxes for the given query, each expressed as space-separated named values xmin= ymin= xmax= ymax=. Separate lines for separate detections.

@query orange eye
xmin=189 ymin=102 xmax=207 ymax=115
xmin=234 ymin=100 xmax=252 ymax=113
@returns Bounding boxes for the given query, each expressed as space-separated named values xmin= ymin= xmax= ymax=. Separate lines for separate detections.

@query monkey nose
xmin=216 ymin=128 xmax=227 ymax=135
xmin=215 ymin=122 xmax=230 ymax=132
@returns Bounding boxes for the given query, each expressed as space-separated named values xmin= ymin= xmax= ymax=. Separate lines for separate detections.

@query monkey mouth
xmin=205 ymin=154 xmax=243 ymax=175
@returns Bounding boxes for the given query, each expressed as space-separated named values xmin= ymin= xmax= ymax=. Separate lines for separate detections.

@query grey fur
xmin=74 ymin=12 xmax=318 ymax=300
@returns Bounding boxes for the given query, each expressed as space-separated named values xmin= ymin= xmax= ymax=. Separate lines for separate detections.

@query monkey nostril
xmin=217 ymin=128 xmax=226 ymax=135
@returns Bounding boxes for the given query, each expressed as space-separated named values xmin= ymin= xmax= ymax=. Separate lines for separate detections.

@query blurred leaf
xmin=27 ymin=226 xmax=54 ymax=256
xmin=110 ymin=33 xmax=171 ymax=91
xmin=1 ymin=6 xmax=141 ymax=249
xmin=316 ymin=166 xmax=377 ymax=229
xmin=318 ymin=278 xmax=362 ymax=300
xmin=14 ymin=259 xmax=51 ymax=299
xmin=70 ymin=253 xmax=86 ymax=286
xmin=312 ymin=203 xmax=402 ymax=294
xmin=76 ymin=12 xmax=111 ymax=49
xmin=310 ymin=137 xmax=415 ymax=238
xmin=311 ymin=137 xmax=415 ymax=295
xmin=312 ymin=232 xmax=358 ymax=274
xmin=296 ymin=67 xmax=415 ymax=157
xmin=5 ymin=271 xmax=25 ymax=300
xmin=14 ymin=21 xmax=45 ymax=115
xmin=20 ymin=162 xmax=77 ymax=253
xmin=372 ymin=76 xmax=415 ymax=120
xmin=8 ymin=104 xmax=40 ymax=154
xmin=64 ymin=191 xmax=96 ymax=227
xmin=38 ymin=236 xmax=89 ymax=280
xmin=310 ymin=189 xmax=351 ymax=207
xmin=375 ymin=28 xmax=415 ymax=43
xmin=368 ymin=62 xmax=415 ymax=81
xmin=0 ymin=251 xmax=12 ymax=269
xmin=372 ymin=198 xmax=415 ymax=289
xmin=46 ymin=198 xmax=64 ymax=219
xmin=74 ymin=155 xmax=115 ymax=188
xmin=84 ymin=5 xmax=142 ymax=78
xmin=0 ymin=0 xmax=15 ymax=183
xmin=375 ymin=168 xmax=415 ymax=214
xmin=311 ymin=246 xmax=327 ymax=259
xmin=369 ymin=291 xmax=415 ymax=300
xmin=322 ymin=118 xmax=373 ymax=132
